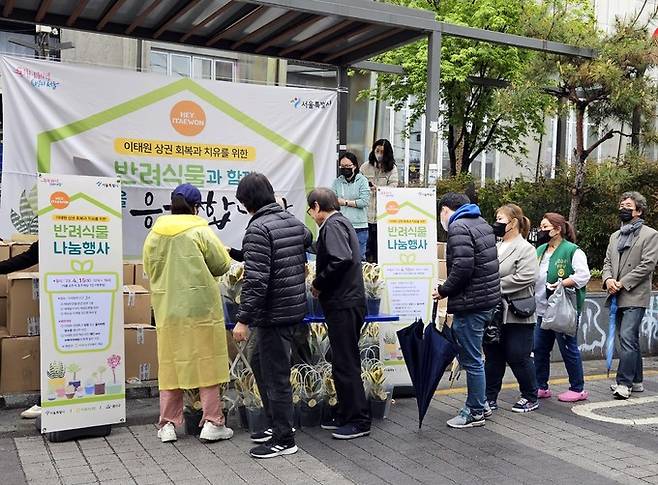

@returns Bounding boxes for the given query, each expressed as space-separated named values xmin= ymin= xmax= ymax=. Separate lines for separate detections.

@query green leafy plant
xmin=47 ymin=361 xmax=65 ymax=379
xmin=66 ymin=363 xmax=81 ymax=381
xmin=362 ymin=263 xmax=385 ymax=299
xmin=10 ymin=185 xmax=38 ymax=234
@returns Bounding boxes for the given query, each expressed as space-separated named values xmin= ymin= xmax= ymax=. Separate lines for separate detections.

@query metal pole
xmin=423 ymin=31 xmax=441 ymax=186
xmin=337 ymin=66 xmax=349 ymax=158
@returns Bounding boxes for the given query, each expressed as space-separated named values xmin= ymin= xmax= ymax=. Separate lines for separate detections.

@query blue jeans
xmin=534 ymin=317 xmax=585 ymax=392
xmin=615 ymin=307 xmax=646 ymax=387
xmin=355 ymin=228 xmax=368 ymax=261
xmin=452 ymin=310 xmax=490 ymax=414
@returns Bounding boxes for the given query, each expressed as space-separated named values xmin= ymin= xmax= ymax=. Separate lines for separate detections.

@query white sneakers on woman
xmin=158 ymin=421 xmax=234 ymax=443
xmin=157 ymin=423 xmax=177 ymax=443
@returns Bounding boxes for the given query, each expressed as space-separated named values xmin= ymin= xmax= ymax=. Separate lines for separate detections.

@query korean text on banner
xmin=377 ymin=188 xmax=438 ymax=386
xmin=0 ymin=57 xmax=336 ymax=258
xmin=38 ymin=173 xmax=125 ymax=433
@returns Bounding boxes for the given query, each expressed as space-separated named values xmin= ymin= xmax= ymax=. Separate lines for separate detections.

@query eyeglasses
xmin=306 ymin=207 xmax=312 ymax=216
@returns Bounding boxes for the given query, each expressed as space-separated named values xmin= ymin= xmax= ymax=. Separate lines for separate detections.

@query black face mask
xmin=536 ymin=230 xmax=552 ymax=246
xmin=619 ymin=208 xmax=634 ymax=223
xmin=340 ymin=167 xmax=354 ymax=179
xmin=492 ymin=222 xmax=508 ymax=238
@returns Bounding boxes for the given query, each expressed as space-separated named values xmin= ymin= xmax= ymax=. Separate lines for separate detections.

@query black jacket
xmin=0 ymin=241 xmax=38 ymax=274
xmin=438 ymin=205 xmax=500 ymax=314
xmin=237 ymin=204 xmax=311 ymax=327
xmin=313 ymin=212 xmax=365 ymax=309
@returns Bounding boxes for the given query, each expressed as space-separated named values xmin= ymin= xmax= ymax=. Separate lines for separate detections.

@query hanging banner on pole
xmin=38 ymin=173 xmax=125 ymax=433
xmin=0 ymin=56 xmax=336 ymax=257
xmin=377 ymin=187 xmax=438 ymax=386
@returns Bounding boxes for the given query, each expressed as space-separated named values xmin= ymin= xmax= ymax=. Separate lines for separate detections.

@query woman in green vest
xmin=534 ymin=212 xmax=591 ymax=402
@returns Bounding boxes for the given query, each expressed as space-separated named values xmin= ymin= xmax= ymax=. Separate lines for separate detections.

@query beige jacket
xmin=360 ymin=162 xmax=398 ymax=224
xmin=602 ymin=224 xmax=658 ymax=308
xmin=498 ymin=235 xmax=539 ymax=324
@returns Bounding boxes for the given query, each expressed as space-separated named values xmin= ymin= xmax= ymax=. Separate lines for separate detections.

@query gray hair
xmin=620 ymin=191 xmax=647 ymax=215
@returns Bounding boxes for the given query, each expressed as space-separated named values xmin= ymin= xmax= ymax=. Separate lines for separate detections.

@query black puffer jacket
xmin=237 ymin=203 xmax=312 ymax=327
xmin=438 ymin=204 xmax=500 ymax=314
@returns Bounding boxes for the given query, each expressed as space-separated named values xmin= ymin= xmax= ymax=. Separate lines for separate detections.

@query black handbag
xmin=483 ymin=300 xmax=504 ymax=345
xmin=507 ymin=296 xmax=536 ymax=318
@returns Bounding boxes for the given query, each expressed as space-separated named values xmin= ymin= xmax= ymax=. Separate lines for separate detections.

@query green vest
xmin=536 ymin=240 xmax=586 ymax=312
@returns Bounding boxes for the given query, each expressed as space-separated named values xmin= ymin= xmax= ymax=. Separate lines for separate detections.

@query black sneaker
xmin=250 ymin=441 xmax=298 ymax=459
xmin=250 ymin=427 xmax=296 ymax=443
xmin=512 ymin=398 xmax=539 ymax=413
xmin=332 ymin=424 xmax=371 ymax=440
xmin=321 ymin=418 xmax=341 ymax=431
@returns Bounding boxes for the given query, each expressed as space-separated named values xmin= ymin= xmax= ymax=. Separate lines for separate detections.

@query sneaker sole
xmin=200 ymin=432 xmax=234 ymax=442
xmin=332 ymin=431 xmax=371 ymax=440
xmin=512 ymin=404 xmax=539 ymax=413
xmin=250 ymin=445 xmax=298 ymax=459
xmin=613 ymin=393 xmax=630 ymax=400
xmin=321 ymin=425 xmax=340 ymax=431
xmin=446 ymin=420 xmax=485 ymax=429
xmin=483 ymin=411 xmax=493 ymax=418
xmin=158 ymin=436 xmax=177 ymax=443
xmin=250 ymin=435 xmax=272 ymax=443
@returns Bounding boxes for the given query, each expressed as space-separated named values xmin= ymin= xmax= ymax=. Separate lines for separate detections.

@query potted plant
xmin=94 ymin=366 xmax=107 ymax=395
xmin=65 ymin=385 xmax=76 ymax=400
xmin=359 ymin=322 xmax=380 ymax=350
xmin=84 ymin=377 xmax=95 ymax=396
xmin=106 ymin=354 xmax=123 ymax=394
xmin=587 ymin=268 xmax=604 ymax=293
xmin=236 ymin=368 xmax=267 ymax=434
xmin=382 ymin=332 xmax=399 ymax=361
xmin=299 ymin=365 xmax=323 ymax=427
xmin=309 ymin=323 xmax=330 ymax=364
xmin=183 ymin=388 xmax=203 ymax=435
xmin=66 ymin=363 xmax=82 ymax=390
xmin=320 ymin=364 xmax=339 ymax=425
xmin=219 ymin=262 xmax=244 ymax=324
xmin=363 ymin=263 xmax=385 ymax=316
xmin=305 ymin=262 xmax=323 ymax=318
xmin=363 ymin=361 xmax=392 ymax=420
xmin=47 ymin=361 xmax=66 ymax=399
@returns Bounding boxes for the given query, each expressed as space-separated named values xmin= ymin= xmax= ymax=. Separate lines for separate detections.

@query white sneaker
xmin=157 ymin=423 xmax=177 ymax=443
xmin=613 ymin=385 xmax=631 ymax=400
xmin=632 ymin=382 xmax=644 ymax=393
xmin=199 ymin=422 xmax=233 ymax=442
xmin=20 ymin=405 xmax=42 ymax=419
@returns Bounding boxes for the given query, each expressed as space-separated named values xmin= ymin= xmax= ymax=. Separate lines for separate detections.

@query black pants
xmin=366 ymin=223 xmax=378 ymax=263
xmin=324 ymin=305 xmax=371 ymax=428
xmin=249 ymin=325 xmax=295 ymax=444
xmin=484 ymin=323 xmax=538 ymax=402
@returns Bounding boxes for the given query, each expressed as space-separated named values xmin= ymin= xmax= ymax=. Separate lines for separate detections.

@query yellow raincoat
xmin=143 ymin=214 xmax=231 ymax=390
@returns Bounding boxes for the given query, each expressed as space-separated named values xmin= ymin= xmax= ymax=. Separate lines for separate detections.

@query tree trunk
xmin=454 ymin=126 xmax=465 ymax=174
xmin=631 ymin=68 xmax=646 ymax=151
xmin=447 ymin=124 xmax=457 ymax=176
xmin=568 ymin=105 xmax=587 ymax=227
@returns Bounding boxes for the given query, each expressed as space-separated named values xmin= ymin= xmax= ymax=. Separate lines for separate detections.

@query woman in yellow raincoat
xmin=143 ymin=183 xmax=233 ymax=443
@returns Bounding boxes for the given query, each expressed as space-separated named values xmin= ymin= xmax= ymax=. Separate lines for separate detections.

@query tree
xmin=552 ymin=14 xmax=658 ymax=225
xmin=369 ymin=0 xmax=590 ymax=176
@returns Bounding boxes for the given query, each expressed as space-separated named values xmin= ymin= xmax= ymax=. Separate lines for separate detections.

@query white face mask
xmin=375 ymin=154 xmax=384 ymax=163
xmin=441 ymin=217 xmax=449 ymax=232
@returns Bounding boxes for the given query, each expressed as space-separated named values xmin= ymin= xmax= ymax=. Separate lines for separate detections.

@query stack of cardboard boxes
xmin=437 ymin=242 xmax=452 ymax=327
xmin=0 ymin=249 xmax=159 ymax=395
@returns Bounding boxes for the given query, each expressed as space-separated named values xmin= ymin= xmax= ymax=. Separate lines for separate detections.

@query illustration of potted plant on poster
xmin=383 ymin=333 xmax=400 ymax=360
xmin=46 ymin=361 xmax=66 ymax=400
xmin=94 ymin=366 xmax=107 ymax=395
xmin=67 ymin=363 xmax=81 ymax=390
xmin=106 ymin=354 xmax=123 ymax=394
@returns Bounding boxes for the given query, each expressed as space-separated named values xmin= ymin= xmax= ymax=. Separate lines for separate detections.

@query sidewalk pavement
xmin=2 ymin=357 xmax=658 ymax=485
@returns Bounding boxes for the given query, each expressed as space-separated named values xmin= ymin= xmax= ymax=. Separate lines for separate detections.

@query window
xmin=150 ymin=50 xmax=236 ymax=82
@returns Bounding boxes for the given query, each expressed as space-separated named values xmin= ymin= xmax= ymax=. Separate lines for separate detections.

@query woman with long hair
xmin=533 ymin=212 xmax=590 ymax=402
xmin=361 ymin=139 xmax=398 ymax=262
xmin=484 ymin=204 xmax=540 ymax=414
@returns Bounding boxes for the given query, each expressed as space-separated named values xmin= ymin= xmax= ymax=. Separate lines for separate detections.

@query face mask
xmin=536 ymin=230 xmax=552 ymax=246
xmin=340 ymin=167 xmax=354 ymax=179
xmin=441 ymin=217 xmax=449 ymax=232
xmin=375 ymin=154 xmax=384 ymax=163
xmin=492 ymin=221 xmax=509 ymax=238
xmin=619 ymin=208 xmax=634 ymax=223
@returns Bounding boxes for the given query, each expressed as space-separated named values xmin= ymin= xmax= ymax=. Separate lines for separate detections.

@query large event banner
xmin=38 ymin=173 xmax=125 ymax=433
xmin=0 ymin=57 xmax=337 ymax=257
xmin=377 ymin=187 xmax=438 ymax=386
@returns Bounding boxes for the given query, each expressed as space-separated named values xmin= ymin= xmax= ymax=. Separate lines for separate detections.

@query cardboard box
xmin=0 ymin=336 xmax=40 ymax=393
xmin=134 ymin=263 xmax=150 ymax=290
xmin=7 ymin=273 xmax=40 ymax=336
xmin=0 ymin=297 xmax=6 ymax=327
xmin=438 ymin=259 xmax=448 ymax=281
xmin=9 ymin=242 xmax=38 ymax=272
xmin=124 ymin=324 xmax=158 ymax=382
xmin=123 ymin=285 xmax=151 ymax=324
xmin=0 ymin=326 xmax=9 ymax=339
xmin=11 ymin=234 xmax=38 ymax=244
xmin=437 ymin=242 xmax=447 ymax=259
xmin=0 ymin=242 xmax=11 ymax=297
xmin=123 ymin=263 xmax=135 ymax=286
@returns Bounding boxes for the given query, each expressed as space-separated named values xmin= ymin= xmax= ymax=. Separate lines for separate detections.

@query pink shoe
xmin=557 ymin=390 xmax=589 ymax=402
xmin=537 ymin=389 xmax=552 ymax=399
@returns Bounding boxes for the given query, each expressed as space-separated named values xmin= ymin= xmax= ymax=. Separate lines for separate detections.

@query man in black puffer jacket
xmin=232 ymin=173 xmax=311 ymax=459
xmin=434 ymin=192 xmax=500 ymax=429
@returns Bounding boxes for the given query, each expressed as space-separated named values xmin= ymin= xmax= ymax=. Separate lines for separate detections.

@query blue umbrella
xmin=606 ymin=295 xmax=618 ymax=378
xmin=396 ymin=301 xmax=458 ymax=429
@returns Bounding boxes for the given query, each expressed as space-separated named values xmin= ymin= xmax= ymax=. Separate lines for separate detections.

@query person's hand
xmin=432 ymin=288 xmax=445 ymax=301
xmin=337 ymin=198 xmax=346 ymax=207
xmin=546 ymin=281 xmax=559 ymax=291
xmin=233 ymin=322 xmax=250 ymax=342
xmin=370 ymin=183 xmax=377 ymax=192
xmin=311 ymin=285 xmax=321 ymax=298
xmin=606 ymin=279 xmax=623 ymax=294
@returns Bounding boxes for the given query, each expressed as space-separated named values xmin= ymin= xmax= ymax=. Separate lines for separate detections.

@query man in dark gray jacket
xmin=232 ymin=173 xmax=310 ymax=459
xmin=308 ymin=188 xmax=371 ymax=440
xmin=433 ymin=192 xmax=500 ymax=428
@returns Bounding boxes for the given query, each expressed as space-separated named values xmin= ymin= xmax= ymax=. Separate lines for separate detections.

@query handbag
xmin=541 ymin=282 xmax=578 ymax=336
xmin=483 ymin=300 xmax=504 ymax=345
xmin=507 ymin=295 xmax=536 ymax=318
